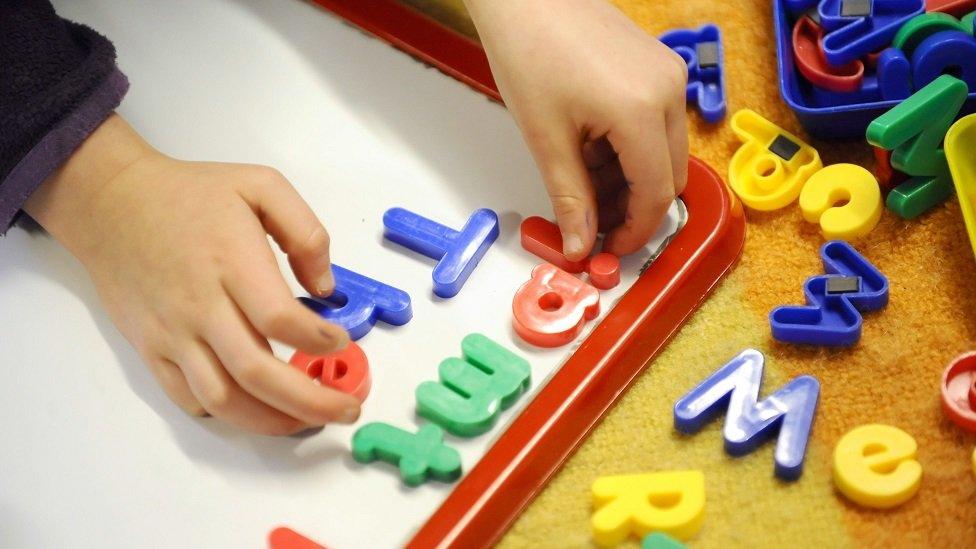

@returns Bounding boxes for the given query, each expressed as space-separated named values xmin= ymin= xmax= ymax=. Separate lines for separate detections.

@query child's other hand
xmin=465 ymin=0 xmax=689 ymax=261
xmin=25 ymin=115 xmax=359 ymax=435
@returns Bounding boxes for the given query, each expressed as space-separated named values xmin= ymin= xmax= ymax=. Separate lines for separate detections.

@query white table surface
xmin=0 ymin=1 xmax=684 ymax=547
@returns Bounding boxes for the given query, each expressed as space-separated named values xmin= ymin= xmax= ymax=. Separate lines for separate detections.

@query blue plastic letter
xmin=673 ymin=349 xmax=821 ymax=481
xmin=300 ymin=264 xmax=412 ymax=340
xmin=808 ymin=47 xmax=912 ymax=107
xmin=770 ymin=241 xmax=889 ymax=346
xmin=876 ymin=48 xmax=913 ymax=100
xmin=819 ymin=0 xmax=925 ymax=66
xmin=660 ymin=24 xmax=727 ymax=123
xmin=783 ymin=0 xmax=819 ymax=17
xmin=383 ymin=207 xmax=499 ymax=298
xmin=911 ymin=30 xmax=976 ymax=90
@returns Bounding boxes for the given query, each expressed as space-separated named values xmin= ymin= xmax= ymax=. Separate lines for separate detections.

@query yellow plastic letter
xmin=591 ymin=470 xmax=705 ymax=546
xmin=799 ymin=164 xmax=883 ymax=240
xmin=946 ymin=114 xmax=976 ymax=263
xmin=833 ymin=424 xmax=922 ymax=509
xmin=728 ymin=109 xmax=822 ymax=211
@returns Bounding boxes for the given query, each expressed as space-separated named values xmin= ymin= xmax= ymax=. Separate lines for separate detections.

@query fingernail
xmin=564 ymin=233 xmax=585 ymax=257
xmin=316 ymin=268 xmax=335 ymax=297
xmin=337 ymin=406 xmax=360 ymax=424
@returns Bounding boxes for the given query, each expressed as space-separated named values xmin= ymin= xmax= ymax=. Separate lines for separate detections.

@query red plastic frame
xmin=307 ymin=0 xmax=501 ymax=102
xmin=305 ymin=1 xmax=746 ymax=547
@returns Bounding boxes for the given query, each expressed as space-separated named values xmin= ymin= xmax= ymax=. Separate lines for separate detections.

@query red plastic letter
xmin=970 ymin=374 xmax=976 ymax=409
xmin=512 ymin=263 xmax=600 ymax=348
xmin=792 ymin=16 xmax=864 ymax=93
xmin=926 ymin=0 xmax=976 ymax=18
xmin=520 ymin=216 xmax=587 ymax=273
xmin=942 ymin=353 xmax=976 ymax=433
xmin=268 ymin=527 xmax=327 ymax=549
xmin=873 ymin=146 xmax=908 ymax=190
xmin=289 ymin=341 xmax=371 ymax=402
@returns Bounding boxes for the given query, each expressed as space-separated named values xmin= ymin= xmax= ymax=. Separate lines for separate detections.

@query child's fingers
xmin=591 ymin=161 xmax=626 ymax=233
xmin=219 ymin=221 xmax=349 ymax=356
xmin=176 ymin=343 xmax=307 ymax=436
xmin=597 ymin=188 xmax=626 ymax=234
xmin=239 ymin=167 xmax=335 ymax=297
xmin=527 ymin=120 xmax=598 ymax=261
xmin=582 ymin=137 xmax=616 ymax=169
xmin=604 ymin=112 xmax=675 ymax=255
xmin=148 ymin=356 xmax=206 ymax=417
xmin=204 ymin=303 xmax=361 ymax=426
xmin=661 ymin=47 xmax=690 ymax=196
xmin=666 ymin=102 xmax=690 ymax=196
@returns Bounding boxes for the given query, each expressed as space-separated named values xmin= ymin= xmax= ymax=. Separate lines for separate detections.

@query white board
xmin=0 ymin=1 xmax=683 ymax=547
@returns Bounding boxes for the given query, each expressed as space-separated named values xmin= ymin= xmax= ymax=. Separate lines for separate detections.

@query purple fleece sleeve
xmin=0 ymin=0 xmax=129 ymax=233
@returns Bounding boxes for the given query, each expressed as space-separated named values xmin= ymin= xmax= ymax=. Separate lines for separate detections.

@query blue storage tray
xmin=774 ymin=0 xmax=976 ymax=139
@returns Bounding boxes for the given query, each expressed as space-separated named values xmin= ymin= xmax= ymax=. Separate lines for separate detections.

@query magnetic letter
xmin=351 ymin=423 xmax=462 ymax=486
xmin=945 ymin=114 xmax=976 ymax=263
xmin=268 ymin=527 xmax=326 ymax=549
xmin=520 ymin=216 xmax=587 ymax=273
xmin=792 ymin=15 xmax=864 ymax=93
xmin=818 ymin=0 xmax=925 ymax=66
xmin=660 ymin=24 xmax=727 ymax=122
xmin=771 ymin=241 xmax=889 ymax=346
xmin=728 ymin=109 xmax=822 ymax=211
xmin=289 ymin=341 xmax=371 ymax=402
xmin=799 ymin=164 xmax=882 ymax=240
xmin=512 ymin=263 xmax=600 ymax=348
xmin=911 ymin=30 xmax=976 ymax=91
xmin=833 ymin=424 xmax=922 ymax=509
xmin=415 ymin=334 xmax=531 ymax=437
xmin=383 ymin=207 xmax=499 ymax=298
xmin=642 ymin=533 xmax=686 ymax=549
xmin=591 ymin=471 xmax=705 ymax=546
xmin=867 ymin=74 xmax=968 ymax=218
xmin=673 ymin=349 xmax=820 ymax=480
xmin=300 ymin=264 xmax=412 ymax=340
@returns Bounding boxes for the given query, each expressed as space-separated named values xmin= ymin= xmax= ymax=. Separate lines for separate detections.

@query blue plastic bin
xmin=774 ymin=0 xmax=976 ymax=139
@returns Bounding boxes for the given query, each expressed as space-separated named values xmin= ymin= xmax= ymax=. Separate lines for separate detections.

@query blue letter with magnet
xmin=383 ymin=207 xmax=499 ymax=298
xmin=674 ymin=349 xmax=820 ymax=481
xmin=770 ymin=240 xmax=889 ymax=346
xmin=300 ymin=264 xmax=412 ymax=341
xmin=818 ymin=0 xmax=925 ymax=66
xmin=660 ymin=24 xmax=726 ymax=123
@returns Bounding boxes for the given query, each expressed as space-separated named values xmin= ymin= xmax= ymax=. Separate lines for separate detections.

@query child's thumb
xmin=532 ymin=129 xmax=597 ymax=262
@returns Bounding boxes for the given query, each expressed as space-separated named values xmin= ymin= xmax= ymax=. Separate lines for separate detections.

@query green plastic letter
xmin=351 ymin=422 xmax=461 ymax=486
xmin=416 ymin=333 xmax=531 ymax=437
xmin=867 ymin=75 xmax=968 ymax=218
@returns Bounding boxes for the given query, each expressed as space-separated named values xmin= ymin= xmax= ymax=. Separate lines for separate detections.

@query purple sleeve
xmin=0 ymin=0 xmax=129 ymax=233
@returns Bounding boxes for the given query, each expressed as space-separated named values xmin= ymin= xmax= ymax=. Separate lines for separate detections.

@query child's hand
xmin=465 ymin=0 xmax=689 ymax=260
xmin=25 ymin=115 xmax=359 ymax=435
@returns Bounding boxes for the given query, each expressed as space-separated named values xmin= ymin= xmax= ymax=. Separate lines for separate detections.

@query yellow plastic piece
xmin=728 ymin=109 xmax=823 ymax=211
xmin=833 ymin=424 xmax=922 ymax=509
xmin=799 ymin=164 xmax=883 ymax=240
xmin=945 ymin=114 xmax=976 ymax=262
xmin=590 ymin=470 xmax=705 ymax=546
